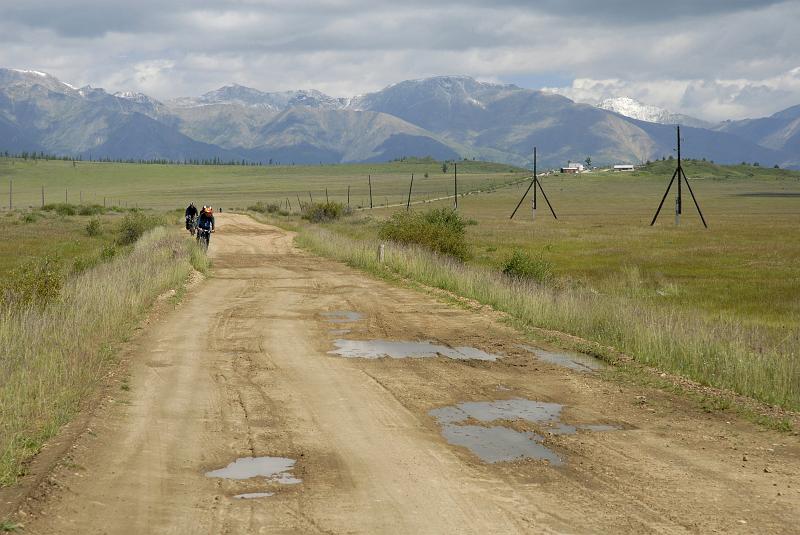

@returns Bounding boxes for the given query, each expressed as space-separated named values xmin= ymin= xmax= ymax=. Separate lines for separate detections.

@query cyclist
xmin=196 ymin=205 xmax=215 ymax=247
xmin=184 ymin=202 xmax=198 ymax=234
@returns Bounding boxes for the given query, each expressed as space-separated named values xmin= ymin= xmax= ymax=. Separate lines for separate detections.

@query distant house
xmin=613 ymin=164 xmax=635 ymax=171
xmin=560 ymin=162 xmax=585 ymax=174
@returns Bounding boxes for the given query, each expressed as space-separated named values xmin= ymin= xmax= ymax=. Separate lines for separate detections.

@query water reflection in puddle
xmin=441 ymin=425 xmax=560 ymax=465
xmin=329 ymin=339 xmax=501 ymax=361
xmin=205 ymin=457 xmax=301 ymax=484
xmin=517 ymin=344 xmax=605 ymax=372
xmin=430 ymin=399 xmax=617 ymax=465
xmin=322 ymin=311 xmax=363 ymax=323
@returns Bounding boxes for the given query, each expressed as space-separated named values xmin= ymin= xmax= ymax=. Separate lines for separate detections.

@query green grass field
xmin=0 ymin=210 xmax=125 ymax=276
xmin=0 ymin=158 xmax=525 ymax=211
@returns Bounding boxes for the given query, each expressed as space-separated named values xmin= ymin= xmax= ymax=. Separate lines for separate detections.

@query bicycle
xmin=185 ymin=214 xmax=198 ymax=236
xmin=197 ymin=227 xmax=212 ymax=251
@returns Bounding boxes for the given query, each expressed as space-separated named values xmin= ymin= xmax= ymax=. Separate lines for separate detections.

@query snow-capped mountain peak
xmin=598 ymin=97 xmax=711 ymax=128
xmin=114 ymin=91 xmax=161 ymax=105
xmin=599 ymin=97 xmax=672 ymax=123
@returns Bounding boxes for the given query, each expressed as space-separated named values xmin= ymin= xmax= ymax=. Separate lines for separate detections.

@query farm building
xmin=613 ymin=164 xmax=635 ymax=171
xmin=560 ymin=162 xmax=585 ymax=174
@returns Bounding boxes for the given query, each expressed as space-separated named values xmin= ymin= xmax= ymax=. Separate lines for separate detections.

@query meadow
xmin=0 ymin=157 xmax=525 ymax=211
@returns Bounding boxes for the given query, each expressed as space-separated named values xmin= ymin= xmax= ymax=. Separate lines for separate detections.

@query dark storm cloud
xmin=0 ymin=0 xmax=797 ymax=120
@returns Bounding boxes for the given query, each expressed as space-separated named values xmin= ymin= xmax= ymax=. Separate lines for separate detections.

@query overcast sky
xmin=1 ymin=0 xmax=798 ymax=121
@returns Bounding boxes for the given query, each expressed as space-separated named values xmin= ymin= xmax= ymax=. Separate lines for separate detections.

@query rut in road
xmin=21 ymin=214 xmax=800 ymax=534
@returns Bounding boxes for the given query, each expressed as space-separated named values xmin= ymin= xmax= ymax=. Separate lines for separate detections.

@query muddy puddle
xmin=322 ymin=311 xmax=363 ymax=323
xmin=517 ymin=344 xmax=605 ymax=372
xmin=233 ymin=492 xmax=275 ymax=499
xmin=329 ymin=339 xmax=501 ymax=361
xmin=430 ymin=399 xmax=617 ymax=465
xmin=206 ymin=456 xmax=301 ymax=485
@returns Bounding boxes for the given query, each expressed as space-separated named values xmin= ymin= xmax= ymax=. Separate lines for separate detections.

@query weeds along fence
xmin=296 ymin=228 xmax=799 ymax=411
xmin=0 ymin=227 xmax=203 ymax=485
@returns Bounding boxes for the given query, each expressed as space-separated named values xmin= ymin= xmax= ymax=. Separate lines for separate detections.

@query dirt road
xmin=19 ymin=214 xmax=799 ymax=534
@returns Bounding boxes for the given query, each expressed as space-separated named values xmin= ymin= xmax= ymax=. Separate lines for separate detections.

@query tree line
xmin=0 ymin=151 xmax=284 ymax=166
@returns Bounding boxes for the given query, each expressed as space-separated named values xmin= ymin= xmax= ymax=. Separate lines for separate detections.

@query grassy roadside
xmin=0 ymin=227 xmax=206 ymax=486
xmin=295 ymin=227 xmax=799 ymax=414
xmin=0 ymin=206 xmax=132 ymax=276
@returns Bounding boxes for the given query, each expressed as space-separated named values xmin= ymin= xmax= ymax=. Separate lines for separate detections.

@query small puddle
xmin=205 ymin=457 xmax=301 ymax=484
xmin=322 ymin=311 xmax=363 ymax=323
xmin=440 ymin=425 xmax=560 ymax=465
xmin=430 ymin=399 xmax=617 ymax=465
xmin=329 ymin=339 xmax=501 ymax=361
xmin=518 ymin=344 xmax=605 ymax=372
xmin=233 ymin=492 xmax=275 ymax=499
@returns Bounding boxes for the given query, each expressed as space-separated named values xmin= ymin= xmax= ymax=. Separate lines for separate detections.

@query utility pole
xmin=368 ymin=175 xmax=373 ymax=209
xmin=347 ymin=185 xmax=350 ymax=207
xmin=650 ymin=126 xmax=708 ymax=228
xmin=454 ymin=163 xmax=458 ymax=210
xmin=8 ymin=180 xmax=11 ymax=210
xmin=406 ymin=173 xmax=414 ymax=211
xmin=41 ymin=185 xmax=45 ymax=208
xmin=510 ymin=147 xmax=558 ymax=220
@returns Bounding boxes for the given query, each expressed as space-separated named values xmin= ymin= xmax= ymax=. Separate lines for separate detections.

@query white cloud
xmin=546 ymin=67 xmax=800 ymax=121
xmin=0 ymin=0 xmax=797 ymax=120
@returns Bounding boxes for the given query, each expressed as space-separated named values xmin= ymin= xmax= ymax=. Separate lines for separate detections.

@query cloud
xmin=0 ymin=0 xmax=797 ymax=120
xmin=547 ymin=67 xmax=800 ymax=121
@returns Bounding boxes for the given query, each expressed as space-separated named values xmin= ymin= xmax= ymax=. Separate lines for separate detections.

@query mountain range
xmin=0 ymin=68 xmax=797 ymax=169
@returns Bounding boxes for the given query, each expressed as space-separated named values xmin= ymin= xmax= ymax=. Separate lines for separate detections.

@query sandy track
xmin=20 ymin=213 xmax=799 ymax=534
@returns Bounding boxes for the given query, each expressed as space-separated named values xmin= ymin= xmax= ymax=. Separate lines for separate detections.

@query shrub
xmin=301 ymin=201 xmax=349 ymax=223
xmin=78 ymin=204 xmax=105 ymax=216
xmin=100 ymin=244 xmax=117 ymax=261
xmin=248 ymin=201 xmax=282 ymax=214
xmin=378 ymin=207 xmax=470 ymax=260
xmin=0 ymin=256 xmax=62 ymax=308
xmin=42 ymin=203 xmax=77 ymax=216
xmin=501 ymin=250 xmax=553 ymax=284
xmin=85 ymin=218 xmax=102 ymax=236
xmin=117 ymin=213 xmax=164 ymax=245
xmin=21 ymin=213 xmax=38 ymax=224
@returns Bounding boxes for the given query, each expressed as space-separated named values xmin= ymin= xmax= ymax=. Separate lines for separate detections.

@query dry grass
xmin=297 ymin=228 xmax=799 ymax=411
xmin=0 ymin=228 xmax=197 ymax=485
